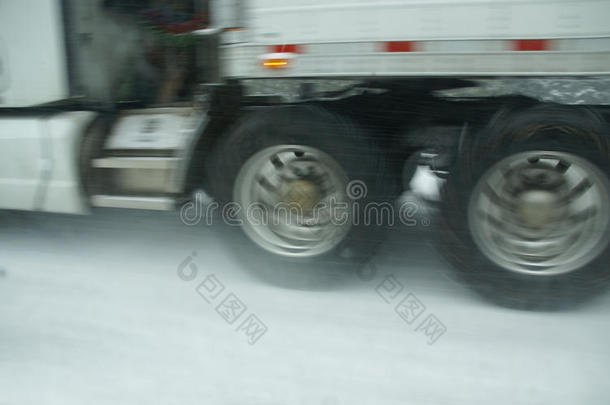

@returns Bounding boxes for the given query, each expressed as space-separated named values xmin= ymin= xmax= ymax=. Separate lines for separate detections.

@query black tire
xmin=205 ymin=105 xmax=396 ymax=288
xmin=438 ymin=104 xmax=610 ymax=309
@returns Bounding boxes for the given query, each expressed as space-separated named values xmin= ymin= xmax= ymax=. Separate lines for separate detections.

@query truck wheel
xmin=439 ymin=105 xmax=610 ymax=308
xmin=206 ymin=105 xmax=394 ymax=286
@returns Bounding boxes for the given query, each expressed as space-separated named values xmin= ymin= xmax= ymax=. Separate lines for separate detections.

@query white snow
xmin=0 ymin=208 xmax=609 ymax=405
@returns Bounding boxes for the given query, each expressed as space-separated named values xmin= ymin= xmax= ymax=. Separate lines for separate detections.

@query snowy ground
xmin=1 ymin=193 xmax=610 ymax=405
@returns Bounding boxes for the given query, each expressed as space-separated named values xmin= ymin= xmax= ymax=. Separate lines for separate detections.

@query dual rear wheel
xmin=207 ymin=103 xmax=610 ymax=306
xmin=439 ymin=105 xmax=610 ymax=308
xmin=206 ymin=105 xmax=394 ymax=286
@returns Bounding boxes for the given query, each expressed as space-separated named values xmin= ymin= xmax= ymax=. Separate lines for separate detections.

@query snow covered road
xmin=1 ymin=205 xmax=609 ymax=405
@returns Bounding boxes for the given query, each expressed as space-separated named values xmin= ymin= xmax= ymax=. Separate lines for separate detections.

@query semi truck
xmin=1 ymin=0 xmax=609 ymax=307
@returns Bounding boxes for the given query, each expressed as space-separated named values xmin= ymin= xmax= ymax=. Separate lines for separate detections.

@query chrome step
xmin=90 ymin=157 xmax=182 ymax=194
xmin=90 ymin=195 xmax=175 ymax=211
xmin=91 ymin=157 xmax=180 ymax=170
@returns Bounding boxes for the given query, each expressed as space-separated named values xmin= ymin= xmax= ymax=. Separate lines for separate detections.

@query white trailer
xmin=219 ymin=0 xmax=610 ymax=77
xmin=1 ymin=0 xmax=610 ymax=308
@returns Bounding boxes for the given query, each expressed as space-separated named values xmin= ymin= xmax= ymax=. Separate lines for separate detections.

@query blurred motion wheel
xmin=438 ymin=104 xmax=610 ymax=308
xmin=206 ymin=105 xmax=395 ymax=287
xmin=233 ymin=144 xmax=353 ymax=258
xmin=469 ymin=150 xmax=610 ymax=276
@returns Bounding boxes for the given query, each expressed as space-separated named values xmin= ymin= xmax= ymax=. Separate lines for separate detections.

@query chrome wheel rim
xmin=233 ymin=145 xmax=352 ymax=257
xmin=468 ymin=150 xmax=610 ymax=276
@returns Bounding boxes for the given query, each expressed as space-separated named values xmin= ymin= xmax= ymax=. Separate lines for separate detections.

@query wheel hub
xmin=468 ymin=150 xmax=610 ymax=275
xmin=509 ymin=163 xmax=568 ymax=229
xmin=516 ymin=190 xmax=565 ymax=228
xmin=281 ymin=180 xmax=321 ymax=213
xmin=233 ymin=145 xmax=352 ymax=258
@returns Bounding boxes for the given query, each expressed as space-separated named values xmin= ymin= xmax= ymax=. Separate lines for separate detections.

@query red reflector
xmin=270 ymin=44 xmax=302 ymax=54
xmin=384 ymin=41 xmax=417 ymax=52
xmin=513 ymin=40 xmax=551 ymax=51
